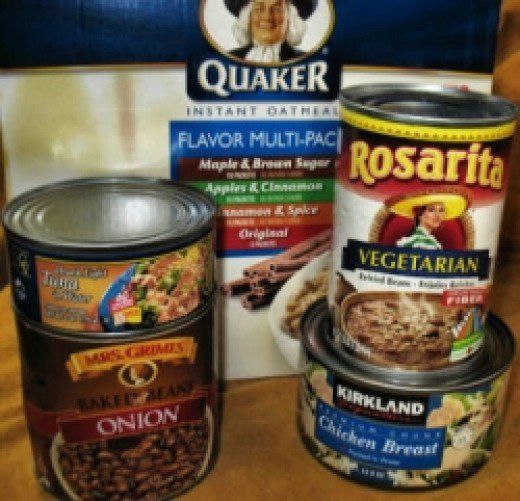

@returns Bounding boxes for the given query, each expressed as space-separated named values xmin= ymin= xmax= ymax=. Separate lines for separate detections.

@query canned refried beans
xmin=330 ymin=84 xmax=517 ymax=370
xmin=16 ymin=298 xmax=217 ymax=500
xmin=2 ymin=177 xmax=215 ymax=332
xmin=298 ymin=300 xmax=514 ymax=489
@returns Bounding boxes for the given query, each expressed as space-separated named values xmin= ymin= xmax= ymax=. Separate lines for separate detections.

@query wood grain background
xmin=494 ymin=0 xmax=520 ymax=251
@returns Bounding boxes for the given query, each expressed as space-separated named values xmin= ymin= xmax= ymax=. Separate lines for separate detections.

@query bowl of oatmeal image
xmin=268 ymin=251 xmax=330 ymax=371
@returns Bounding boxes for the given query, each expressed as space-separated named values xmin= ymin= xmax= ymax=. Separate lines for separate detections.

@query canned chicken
xmin=2 ymin=177 xmax=215 ymax=332
xmin=16 ymin=295 xmax=217 ymax=500
xmin=298 ymin=300 xmax=514 ymax=489
xmin=330 ymin=84 xmax=517 ymax=369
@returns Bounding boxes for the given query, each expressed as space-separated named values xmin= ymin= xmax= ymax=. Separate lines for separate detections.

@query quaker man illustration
xmin=224 ymin=0 xmax=317 ymax=63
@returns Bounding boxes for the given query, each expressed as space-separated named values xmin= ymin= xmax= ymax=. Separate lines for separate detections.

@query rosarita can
xmin=330 ymin=84 xmax=517 ymax=370
xmin=16 ymin=294 xmax=217 ymax=500
xmin=2 ymin=177 xmax=215 ymax=332
xmin=298 ymin=300 xmax=514 ymax=489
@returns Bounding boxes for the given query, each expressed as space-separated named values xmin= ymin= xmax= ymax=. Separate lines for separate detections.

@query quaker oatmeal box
xmin=0 ymin=0 xmax=504 ymax=378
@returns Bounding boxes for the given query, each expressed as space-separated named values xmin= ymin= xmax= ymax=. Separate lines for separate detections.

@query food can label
xmin=19 ymin=308 xmax=216 ymax=499
xmin=330 ymin=111 xmax=516 ymax=369
xmin=9 ymin=234 xmax=213 ymax=332
xmin=299 ymin=362 xmax=509 ymax=488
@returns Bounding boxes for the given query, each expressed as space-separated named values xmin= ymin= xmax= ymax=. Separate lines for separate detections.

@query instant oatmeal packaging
xmin=0 ymin=0 xmax=504 ymax=378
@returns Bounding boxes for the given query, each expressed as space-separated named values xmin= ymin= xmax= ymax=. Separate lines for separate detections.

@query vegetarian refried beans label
xmin=330 ymin=111 xmax=515 ymax=368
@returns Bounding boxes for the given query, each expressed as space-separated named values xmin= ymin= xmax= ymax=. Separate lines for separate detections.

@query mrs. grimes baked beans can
xmin=298 ymin=300 xmax=514 ymax=490
xmin=330 ymin=84 xmax=517 ymax=370
xmin=2 ymin=177 xmax=215 ymax=333
xmin=16 ymin=295 xmax=216 ymax=500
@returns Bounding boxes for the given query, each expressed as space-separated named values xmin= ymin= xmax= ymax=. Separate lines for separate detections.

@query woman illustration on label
xmin=397 ymin=203 xmax=446 ymax=249
xmin=390 ymin=191 xmax=469 ymax=250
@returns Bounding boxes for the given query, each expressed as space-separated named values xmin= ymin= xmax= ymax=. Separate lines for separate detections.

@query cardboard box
xmin=0 ymin=0 xmax=501 ymax=378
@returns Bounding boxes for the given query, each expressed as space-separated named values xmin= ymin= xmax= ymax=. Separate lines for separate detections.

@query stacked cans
xmin=3 ymin=178 xmax=217 ymax=499
xmin=298 ymin=84 xmax=517 ymax=489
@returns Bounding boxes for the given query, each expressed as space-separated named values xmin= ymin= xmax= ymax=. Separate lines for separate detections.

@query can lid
xmin=2 ymin=177 xmax=216 ymax=258
xmin=340 ymin=83 xmax=518 ymax=130
xmin=302 ymin=300 xmax=515 ymax=395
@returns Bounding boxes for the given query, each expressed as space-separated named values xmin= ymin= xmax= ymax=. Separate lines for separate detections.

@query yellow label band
xmin=341 ymin=108 xmax=517 ymax=142
xmin=66 ymin=337 xmax=198 ymax=380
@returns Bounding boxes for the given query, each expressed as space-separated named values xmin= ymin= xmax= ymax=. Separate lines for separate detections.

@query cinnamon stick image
xmin=251 ymin=282 xmax=284 ymax=296
xmin=244 ymin=259 xmax=278 ymax=277
xmin=241 ymin=289 xmax=279 ymax=310
xmin=243 ymin=229 xmax=330 ymax=277
xmin=220 ymin=277 xmax=252 ymax=297
xmin=269 ymin=240 xmax=331 ymax=273
xmin=221 ymin=230 xmax=332 ymax=310
xmin=266 ymin=271 xmax=293 ymax=284
xmin=284 ymin=229 xmax=331 ymax=259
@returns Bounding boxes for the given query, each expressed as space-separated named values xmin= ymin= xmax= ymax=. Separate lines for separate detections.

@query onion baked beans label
xmin=330 ymin=111 xmax=516 ymax=369
xmin=9 ymin=234 xmax=213 ymax=332
xmin=66 ymin=338 xmax=198 ymax=381
xmin=19 ymin=308 xmax=216 ymax=499
xmin=58 ymin=398 xmax=206 ymax=443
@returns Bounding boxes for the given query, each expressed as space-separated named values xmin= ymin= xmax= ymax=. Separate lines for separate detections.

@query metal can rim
xmin=301 ymin=300 xmax=515 ymax=395
xmin=339 ymin=83 xmax=518 ymax=128
xmin=2 ymin=177 xmax=216 ymax=259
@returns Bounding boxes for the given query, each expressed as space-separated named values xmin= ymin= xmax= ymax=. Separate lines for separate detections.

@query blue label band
xmin=342 ymin=240 xmax=490 ymax=279
xmin=170 ymin=120 xmax=339 ymax=163
xmin=315 ymin=399 xmax=445 ymax=470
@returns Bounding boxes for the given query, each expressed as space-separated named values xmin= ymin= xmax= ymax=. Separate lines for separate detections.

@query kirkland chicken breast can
xmin=298 ymin=300 xmax=514 ymax=489
xmin=330 ymin=84 xmax=517 ymax=370
xmin=2 ymin=177 xmax=215 ymax=332
xmin=16 ymin=295 xmax=217 ymax=500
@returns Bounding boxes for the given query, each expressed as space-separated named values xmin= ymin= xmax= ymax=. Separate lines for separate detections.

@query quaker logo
xmin=191 ymin=0 xmax=337 ymax=100
xmin=333 ymin=379 xmax=430 ymax=425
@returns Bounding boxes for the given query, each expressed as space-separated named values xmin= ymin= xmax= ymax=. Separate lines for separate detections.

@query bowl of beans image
xmin=50 ymin=406 xmax=214 ymax=500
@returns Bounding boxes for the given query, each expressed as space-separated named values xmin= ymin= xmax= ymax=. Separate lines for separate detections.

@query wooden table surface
xmin=0 ymin=251 xmax=518 ymax=500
